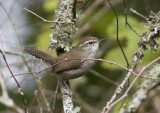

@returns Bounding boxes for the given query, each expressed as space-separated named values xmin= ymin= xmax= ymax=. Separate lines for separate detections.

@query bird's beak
xmin=98 ymin=38 xmax=106 ymax=42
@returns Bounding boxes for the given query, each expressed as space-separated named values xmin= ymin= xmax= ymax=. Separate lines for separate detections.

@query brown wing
xmin=54 ymin=47 xmax=83 ymax=73
xmin=24 ymin=47 xmax=56 ymax=65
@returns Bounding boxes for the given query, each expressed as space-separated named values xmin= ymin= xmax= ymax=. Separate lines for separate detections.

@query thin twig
xmin=15 ymin=58 xmax=153 ymax=79
xmin=24 ymin=8 xmax=57 ymax=23
xmin=24 ymin=8 xmax=74 ymax=24
xmin=0 ymin=70 xmax=24 ymax=113
xmin=0 ymin=2 xmax=22 ymax=50
xmin=34 ymin=90 xmax=43 ymax=113
xmin=53 ymin=0 xmax=60 ymax=19
xmin=0 ymin=49 xmax=27 ymax=113
xmin=38 ymin=79 xmax=51 ymax=112
xmin=90 ymin=69 xmax=119 ymax=86
xmin=1 ymin=50 xmax=20 ymax=56
xmin=130 ymin=8 xmax=148 ymax=20
xmin=52 ymin=80 xmax=60 ymax=113
xmin=122 ymin=0 xmax=142 ymax=38
xmin=121 ymin=68 xmax=160 ymax=112
xmin=37 ymin=58 xmax=138 ymax=76
xmin=72 ymin=87 xmax=101 ymax=113
xmin=102 ymin=65 xmax=135 ymax=113
xmin=0 ymin=2 xmax=51 ymax=112
xmin=107 ymin=0 xmax=129 ymax=68
xmin=105 ymin=56 xmax=160 ymax=112
xmin=21 ymin=55 xmax=52 ymax=112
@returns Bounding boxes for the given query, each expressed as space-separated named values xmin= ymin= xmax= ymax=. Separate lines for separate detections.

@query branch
xmin=101 ymin=7 xmax=160 ymax=113
xmin=24 ymin=8 xmax=74 ymax=24
xmin=34 ymin=90 xmax=43 ymax=113
xmin=107 ymin=0 xmax=129 ymax=68
xmin=52 ymin=80 xmax=60 ymax=113
xmin=51 ymin=0 xmax=78 ymax=112
xmin=0 ymin=2 xmax=51 ymax=112
xmin=15 ymin=58 xmax=155 ymax=80
xmin=0 ymin=70 xmax=24 ymax=113
xmin=120 ymin=64 xmax=160 ymax=113
xmin=0 ymin=49 xmax=27 ymax=112
xmin=105 ymin=56 xmax=160 ymax=113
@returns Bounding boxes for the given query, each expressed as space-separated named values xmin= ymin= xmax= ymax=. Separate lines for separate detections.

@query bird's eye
xmin=88 ymin=41 xmax=93 ymax=44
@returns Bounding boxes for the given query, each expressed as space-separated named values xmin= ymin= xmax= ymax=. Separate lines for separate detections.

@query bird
xmin=24 ymin=37 xmax=104 ymax=80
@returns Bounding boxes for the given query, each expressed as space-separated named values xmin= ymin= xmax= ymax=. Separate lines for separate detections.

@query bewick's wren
xmin=24 ymin=37 xmax=104 ymax=80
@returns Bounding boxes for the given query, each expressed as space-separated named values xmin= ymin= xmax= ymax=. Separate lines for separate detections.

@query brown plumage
xmin=24 ymin=47 xmax=56 ymax=65
xmin=24 ymin=37 xmax=102 ymax=80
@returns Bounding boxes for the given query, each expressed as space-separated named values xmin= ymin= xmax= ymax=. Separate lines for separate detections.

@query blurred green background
xmin=0 ymin=0 xmax=160 ymax=113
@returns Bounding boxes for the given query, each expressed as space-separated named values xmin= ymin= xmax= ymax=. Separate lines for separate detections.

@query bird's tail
xmin=24 ymin=47 xmax=56 ymax=65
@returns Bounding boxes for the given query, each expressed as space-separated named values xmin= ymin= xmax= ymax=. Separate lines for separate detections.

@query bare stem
xmin=52 ymin=80 xmax=60 ymax=113
xmin=105 ymin=56 xmax=160 ymax=112
xmin=24 ymin=8 xmax=74 ymax=24
xmin=130 ymin=8 xmax=148 ymax=20
xmin=0 ymin=49 xmax=27 ymax=112
xmin=15 ymin=58 xmax=154 ymax=80
xmin=0 ymin=70 xmax=24 ymax=113
xmin=107 ymin=0 xmax=129 ymax=68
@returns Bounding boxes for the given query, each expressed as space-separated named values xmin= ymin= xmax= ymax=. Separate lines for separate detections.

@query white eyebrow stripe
xmin=84 ymin=40 xmax=97 ymax=44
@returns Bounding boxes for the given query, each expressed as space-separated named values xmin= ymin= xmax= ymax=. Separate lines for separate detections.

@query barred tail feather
xmin=24 ymin=47 xmax=56 ymax=65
